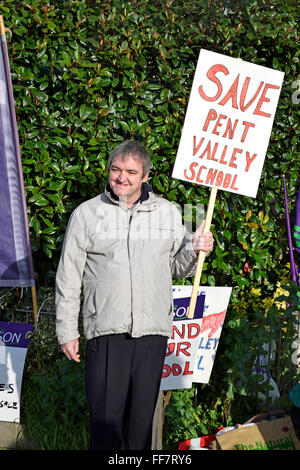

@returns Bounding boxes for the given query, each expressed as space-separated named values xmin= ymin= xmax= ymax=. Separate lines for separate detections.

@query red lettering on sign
xmin=198 ymin=65 xmax=280 ymax=116
xmin=187 ymin=323 xmax=201 ymax=338
xmin=172 ymin=364 xmax=182 ymax=376
xmin=176 ymin=342 xmax=191 ymax=357
xmin=199 ymin=140 xmax=213 ymax=160
xmin=171 ymin=324 xmax=185 ymax=340
xmin=245 ymin=151 xmax=257 ymax=172
xmin=198 ymin=64 xmax=229 ymax=102
xmin=196 ymin=165 xmax=207 ymax=183
xmin=241 ymin=121 xmax=255 ymax=142
xmin=223 ymin=173 xmax=232 ymax=188
xmin=218 ymin=74 xmax=239 ymax=109
xmin=193 ymin=136 xmax=205 ymax=156
xmin=202 ymin=109 xmax=217 ymax=131
xmin=184 ymin=162 xmax=240 ymax=191
xmin=205 ymin=168 xmax=216 ymax=185
xmin=183 ymin=361 xmax=193 ymax=375
xmin=240 ymin=78 xmax=264 ymax=111
xmin=162 ymin=364 xmax=171 ymax=378
xmin=184 ymin=162 xmax=198 ymax=181
xmin=229 ymin=148 xmax=242 ymax=169
xmin=212 ymin=114 xmax=227 ymax=135
xmin=223 ymin=118 xmax=238 ymax=139
xmin=219 ymin=145 xmax=228 ymax=165
xmin=254 ymin=84 xmax=280 ymax=117
xmin=201 ymin=310 xmax=226 ymax=337
xmin=165 ymin=343 xmax=175 ymax=357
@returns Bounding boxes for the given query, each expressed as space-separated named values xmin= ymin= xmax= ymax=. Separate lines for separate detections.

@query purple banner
xmin=0 ymin=32 xmax=34 ymax=287
xmin=0 ymin=321 xmax=33 ymax=348
xmin=293 ymin=185 xmax=300 ymax=255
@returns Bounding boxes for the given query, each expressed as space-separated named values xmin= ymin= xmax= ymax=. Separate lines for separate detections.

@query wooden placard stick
xmin=188 ymin=187 xmax=218 ymax=318
xmin=31 ymin=285 xmax=38 ymax=325
xmin=0 ymin=16 xmax=9 ymax=35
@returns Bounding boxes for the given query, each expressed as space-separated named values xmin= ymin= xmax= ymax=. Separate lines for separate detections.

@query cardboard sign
xmin=212 ymin=417 xmax=300 ymax=450
xmin=172 ymin=49 xmax=284 ymax=198
xmin=160 ymin=286 xmax=232 ymax=390
xmin=0 ymin=322 xmax=33 ymax=422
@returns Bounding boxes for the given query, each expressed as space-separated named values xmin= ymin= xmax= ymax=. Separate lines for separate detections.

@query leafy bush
xmin=1 ymin=0 xmax=298 ymax=285
xmin=20 ymin=351 xmax=89 ymax=450
xmin=164 ymin=277 xmax=299 ymax=448
xmin=163 ymin=387 xmax=232 ymax=449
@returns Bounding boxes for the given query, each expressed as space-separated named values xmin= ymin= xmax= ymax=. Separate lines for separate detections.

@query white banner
xmin=0 ymin=322 xmax=33 ymax=422
xmin=160 ymin=286 xmax=232 ymax=390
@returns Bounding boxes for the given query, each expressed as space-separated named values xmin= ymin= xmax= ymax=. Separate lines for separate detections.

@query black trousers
xmin=85 ymin=333 xmax=168 ymax=451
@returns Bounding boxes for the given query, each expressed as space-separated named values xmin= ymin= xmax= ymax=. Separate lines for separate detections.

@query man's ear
xmin=142 ymin=172 xmax=149 ymax=183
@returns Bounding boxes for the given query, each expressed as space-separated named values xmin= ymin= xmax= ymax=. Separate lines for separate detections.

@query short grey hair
xmin=108 ymin=141 xmax=153 ymax=177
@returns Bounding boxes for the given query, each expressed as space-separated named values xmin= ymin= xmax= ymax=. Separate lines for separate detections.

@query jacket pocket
xmin=82 ymin=280 xmax=97 ymax=318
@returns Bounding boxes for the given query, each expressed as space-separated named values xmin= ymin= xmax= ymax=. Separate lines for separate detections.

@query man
xmin=55 ymin=140 xmax=214 ymax=450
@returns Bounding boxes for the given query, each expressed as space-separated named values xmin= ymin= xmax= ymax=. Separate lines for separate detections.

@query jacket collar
xmin=104 ymin=182 xmax=156 ymax=210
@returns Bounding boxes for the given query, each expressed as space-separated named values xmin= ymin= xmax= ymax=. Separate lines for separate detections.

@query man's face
xmin=108 ymin=154 xmax=149 ymax=207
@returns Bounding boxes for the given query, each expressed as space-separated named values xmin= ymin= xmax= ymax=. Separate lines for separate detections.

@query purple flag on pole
xmin=293 ymin=185 xmax=300 ymax=255
xmin=0 ymin=29 xmax=34 ymax=287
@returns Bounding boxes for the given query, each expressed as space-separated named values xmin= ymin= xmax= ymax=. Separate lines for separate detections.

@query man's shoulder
xmin=70 ymin=194 xmax=108 ymax=222
xmin=73 ymin=193 xmax=107 ymax=212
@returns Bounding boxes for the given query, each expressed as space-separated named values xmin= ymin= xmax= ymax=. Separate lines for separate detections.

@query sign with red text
xmin=172 ymin=49 xmax=284 ymax=198
xmin=160 ymin=285 xmax=232 ymax=390
xmin=160 ymin=318 xmax=202 ymax=390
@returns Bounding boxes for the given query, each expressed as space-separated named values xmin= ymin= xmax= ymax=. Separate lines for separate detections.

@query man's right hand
xmin=61 ymin=338 xmax=80 ymax=362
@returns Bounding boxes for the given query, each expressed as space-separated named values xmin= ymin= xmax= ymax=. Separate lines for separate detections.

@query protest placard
xmin=171 ymin=49 xmax=284 ymax=319
xmin=160 ymin=286 xmax=232 ymax=390
xmin=0 ymin=322 xmax=33 ymax=422
xmin=172 ymin=49 xmax=284 ymax=198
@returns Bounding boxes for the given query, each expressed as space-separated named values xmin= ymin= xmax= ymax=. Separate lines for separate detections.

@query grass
xmin=19 ymin=358 xmax=90 ymax=450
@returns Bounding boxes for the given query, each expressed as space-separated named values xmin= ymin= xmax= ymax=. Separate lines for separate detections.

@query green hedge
xmin=1 ymin=0 xmax=299 ymax=448
xmin=2 ymin=0 xmax=298 ymax=285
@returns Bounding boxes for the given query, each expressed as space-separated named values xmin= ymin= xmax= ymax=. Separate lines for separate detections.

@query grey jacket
xmin=55 ymin=187 xmax=198 ymax=344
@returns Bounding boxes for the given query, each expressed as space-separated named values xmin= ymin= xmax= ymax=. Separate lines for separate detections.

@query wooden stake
xmin=151 ymin=390 xmax=172 ymax=450
xmin=31 ymin=285 xmax=38 ymax=325
xmin=0 ymin=16 xmax=9 ymax=35
xmin=188 ymin=187 xmax=218 ymax=318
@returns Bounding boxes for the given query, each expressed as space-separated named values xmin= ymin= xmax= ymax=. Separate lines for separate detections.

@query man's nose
xmin=117 ymin=171 xmax=127 ymax=182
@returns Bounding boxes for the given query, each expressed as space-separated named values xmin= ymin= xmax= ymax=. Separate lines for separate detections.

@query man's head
xmin=108 ymin=141 xmax=152 ymax=177
xmin=107 ymin=141 xmax=152 ymax=207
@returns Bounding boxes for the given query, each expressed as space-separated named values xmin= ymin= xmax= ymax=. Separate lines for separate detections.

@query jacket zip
xmin=127 ymin=211 xmax=133 ymax=333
